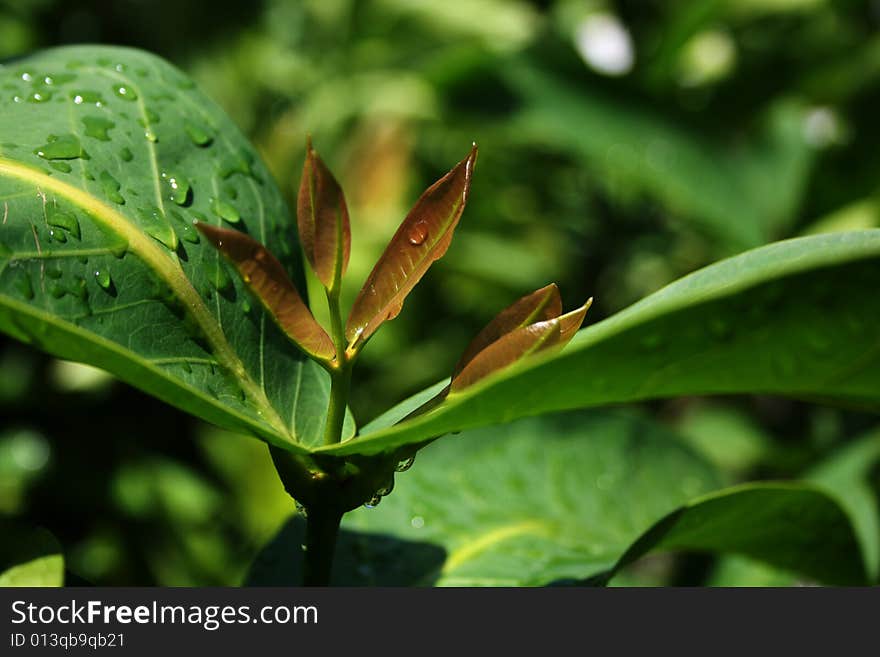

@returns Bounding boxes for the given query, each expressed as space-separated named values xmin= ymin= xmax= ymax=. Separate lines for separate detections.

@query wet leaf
xmin=196 ymin=222 xmax=335 ymax=361
xmin=453 ymin=283 xmax=562 ymax=377
xmin=450 ymin=299 xmax=591 ymax=393
xmin=297 ymin=138 xmax=351 ymax=293
xmin=345 ymin=144 xmax=477 ymax=349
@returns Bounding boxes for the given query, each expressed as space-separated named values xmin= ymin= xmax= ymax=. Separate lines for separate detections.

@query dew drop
xmin=70 ymin=90 xmax=104 ymax=106
xmin=99 ymin=171 xmax=125 ymax=205
xmin=119 ymin=147 xmax=133 ymax=162
xmin=46 ymin=265 xmax=63 ymax=279
xmin=49 ymin=283 xmax=66 ymax=298
xmin=407 ymin=220 xmax=429 ymax=246
xmin=81 ymin=115 xmax=115 ymax=141
xmin=395 ymin=456 xmax=415 ymax=472
xmin=34 ymin=134 xmax=85 ymax=160
xmin=49 ymin=161 xmax=72 ymax=173
xmin=161 ymin=171 xmax=191 ymax=206
xmin=94 ymin=268 xmax=111 ymax=290
xmin=144 ymin=128 xmax=158 ymax=143
xmin=48 ymin=228 xmax=66 ymax=243
xmin=137 ymin=206 xmax=177 ymax=250
xmin=211 ymin=198 xmax=240 ymax=223
xmin=113 ymin=85 xmax=138 ymax=101
xmin=210 ymin=260 xmax=233 ymax=293
xmin=363 ymin=494 xmax=382 ymax=509
xmin=47 ymin=207 xmax=81 ymax=240
xmin=410 ymin=515 xmax=425 ymax=529
xmin=240 ymin=299 xmax=251 ymax=314
xmin=28 ymin=90 xmax=52 ymax=103
xmin=295 ymin=501 xmax=307 ymax=517
xmin=184 ymin=120 xmax=212 ymax=146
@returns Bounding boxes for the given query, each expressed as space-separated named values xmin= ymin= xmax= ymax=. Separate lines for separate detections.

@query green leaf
xmin=806 ymin=427 xmax=880 ymax=581
xmin=329 ymin=230 xmax=880 ymax=456
xmin=0 ymin=522 xmax=64 ymax=587
xmin=341 ymin=411 xmax=722 ymax=586
xmin=0 ymin=45 xmax=348 ymax=451
xmin=606 ymin=483 xmax=867 ymax=586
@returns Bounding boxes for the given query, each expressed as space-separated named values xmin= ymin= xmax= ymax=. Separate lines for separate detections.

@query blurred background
xmin=2 ymin=0 xmax=879 ymax=585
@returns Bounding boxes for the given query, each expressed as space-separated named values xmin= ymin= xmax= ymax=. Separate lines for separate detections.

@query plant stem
xmin=302 ymin=505 xmax=343 ymax=586
xmin=323 ymin=288 xmax=351 ymax=445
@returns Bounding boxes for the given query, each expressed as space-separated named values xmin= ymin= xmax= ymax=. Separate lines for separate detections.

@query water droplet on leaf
xmin=211 ymin=198 xmax=240 ymax=223
xmin=113 ymin=85 xmax=138 ymax=101
xmin=47 ymin=207 xmax=81 ymax=240
xmin=99 ymin=171 xmax=125 ymax=204
xmin=395 ymin=456 xmax=415 ymax=472
xmin=81 ymin=115 xmax=115 ymax=141
xmin=407 ymin=220 xmax=429 ymax=246
xmin=34 ymin=134 xmax=84 ymax=160
xmin=184 ymin=120 xmax=212 ymax=146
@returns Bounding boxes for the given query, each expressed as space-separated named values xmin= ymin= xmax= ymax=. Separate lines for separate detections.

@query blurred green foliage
xmin=1 ymin=0 xmax=879 ymax=585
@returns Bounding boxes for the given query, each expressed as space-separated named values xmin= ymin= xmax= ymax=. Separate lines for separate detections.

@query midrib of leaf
xmin=0 ymin=157 xmax=291 ymax=443
xmin=440 ymin=519 xmax=551 ymax=577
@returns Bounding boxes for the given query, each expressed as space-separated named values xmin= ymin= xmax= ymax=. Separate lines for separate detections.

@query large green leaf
xmin=250 ymin=411 xmax=865 ymax=585
xmin=604 ymin=483 xmax=868 ymax=586
xmin=331 ymin=230 xmax=880 ymax=456
xmin=0 ymin=45 xmax=349 ymax=451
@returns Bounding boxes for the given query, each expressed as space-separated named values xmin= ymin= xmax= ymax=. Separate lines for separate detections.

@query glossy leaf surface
xmin=328 ymin=231 xmax=880 ymax=455
xmin=297 ymin=140 xmax=350 ymax=292
xmin=196 ymin=222 xmax=334 ymax=361
xmin=452 ymin=283 xmax=561 ymax=377
xmin=251 ymin=412 xmax=865 ymax=585
xmin=0 ymin=45 xmax=348 ymax=451
xmin=345 ymin=145 xmax=477 ymax=348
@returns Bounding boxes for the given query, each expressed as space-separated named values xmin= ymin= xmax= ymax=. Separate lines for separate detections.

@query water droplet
xmin=119 ymin=147 xmax=133 ymax=162
xmin=363 ymin=494 xmax=382 ymax=509
xmin=161 ymin=171 xmax=191 ymax=206
xmin=144 ymin=128 xmax=158 ymax=143
xmin=48 ymin=229 xmax=66 ymax=243
xmin=410 ymin=515 xmax=425 ymax=529
xmin=224 ymin=185 xmax=238 ymax=201
xmin=28 ymin=90 xmax=52 ymax=103
xmin=184 ymin=120 xmax=212 ymax=146
xmin=49 ymin=283 xmax=66 ymax=298
xmin=49 ymin=161 xmax=72 ymax=173
xmin=94 ymin=268 xmax=111 ymax=290
xmin=47 ymin=207 xmax=81 ymax=240
xmin=81 ymin=115 xmax=115 ymax=141
xmin=137 ymin=206 xmax=177 ymax=250
xmin=240 ymin=299 xmax=251 ymax=314
xmin=20 ymin=72 xmax=33 ymax=82
xmin=109 ymin=238 xmax=129 ymax=259
xmin=395 ymin=456 xmax=415 ymax=472
xmin=34 ymin=134 xmax=85 ymax=160
xmin=407 ymin=220 xmax=429 ymax=245
xmin=70 ymin=90 xmax=104 ymax=106
xmin=217 ymin=151 xmax=253 ymax=179
xmin=376 ymin=478 xmax=394 ymax=497
xmin=210 ymin=260 xmax=232 ymax=293
xmin=113 ymin=85 xmax=138 ymax=101
xmin=295 ymin=501 xmax=307 ymax=517
xmin=13 ymin=270 xmax=34 ymax=299
xmin=99 ymin=171 xmax=125 ymax=204
xmin=170 ymin=212 xmax=200 ymax=244
xmin=46 ymin=265 xmax=63 ymax=279
xmin=211 ymin=198 xmax=240 ymax=223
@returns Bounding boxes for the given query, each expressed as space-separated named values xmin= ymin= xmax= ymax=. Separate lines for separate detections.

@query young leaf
xmin=196 ymin=223 xmax=335 ymax=361
xmin=450 ymin=299 xmax=591 ymax=393
xmin=297 ymin=139 xmax=351 ymax=293
xmin=453 ymin=283 xmax=562 ymax=377
xmin=345 ymin=145 xmax=478 ymax=349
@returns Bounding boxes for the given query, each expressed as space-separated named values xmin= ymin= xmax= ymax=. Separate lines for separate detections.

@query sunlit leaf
xmin=453 ymin=283 xmax=561 ymax=377
xmin=450 ymin=299 xmax=591 ymax=393
xmin=297 ymin=138 xmax=351 ymax=293
xmin=345 ymin=145 xmax=477 ymax=349
xmin=196 ymin=222 xmax=335 ymax=361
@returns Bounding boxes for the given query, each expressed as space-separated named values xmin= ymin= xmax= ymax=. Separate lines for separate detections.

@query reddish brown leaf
xmin=452 ymin=283 xmax=562 ymax=377
xmin=450 ymin=319 xmax=560 ymax=393
xmin=450 ymin=298 xmax=592 ymax=393
xmin=297 ymin=138 xmax=351 ymax=292
xmin=195 ymin=222 xmax=335 ymax=361
xmin=345 ymin=144 xmax=478 ymax=349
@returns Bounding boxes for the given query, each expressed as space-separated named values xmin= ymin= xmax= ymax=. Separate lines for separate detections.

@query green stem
xmin=323 ymin=288 xmax=351 ymax=445
xmin=302 ymin=505 xmax=343 ymax=586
